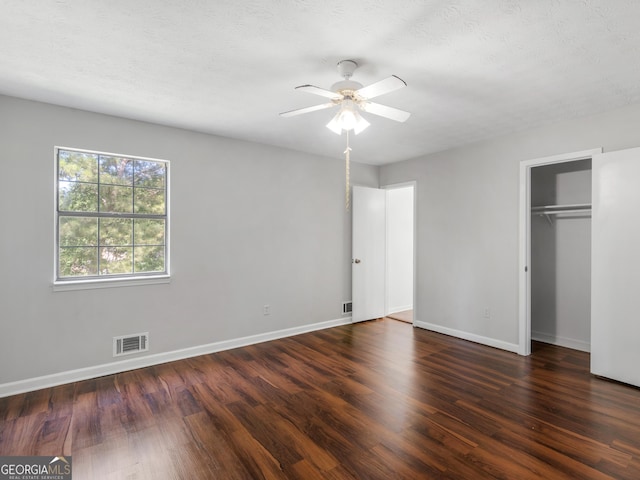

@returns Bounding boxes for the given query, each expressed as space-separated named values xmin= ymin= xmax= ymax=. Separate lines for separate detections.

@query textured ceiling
xmin=2 ymin=0 xmax=640 ymax=165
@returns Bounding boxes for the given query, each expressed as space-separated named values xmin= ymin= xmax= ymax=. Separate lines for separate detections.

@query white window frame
xmin=53 ymin=146 xmax=170 ymax=291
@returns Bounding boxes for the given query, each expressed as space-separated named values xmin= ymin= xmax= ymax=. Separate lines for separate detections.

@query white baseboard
xmin=414 ymin=321 xmax=520 ymax=354
xmin=0 ymin=317 xmax=352 ymax=398
xmin=387 ymin=305 xmax=413 ymax=315
xmin=531 ymin=330 xmax=590 ymax=353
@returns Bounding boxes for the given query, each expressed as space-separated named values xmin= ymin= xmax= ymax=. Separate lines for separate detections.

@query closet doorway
xmin=518 ymin=148 xmax=602 ymax=355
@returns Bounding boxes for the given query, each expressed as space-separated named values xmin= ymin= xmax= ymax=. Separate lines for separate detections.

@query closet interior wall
xmin=530 ymin=159 xmax=592 ymax=352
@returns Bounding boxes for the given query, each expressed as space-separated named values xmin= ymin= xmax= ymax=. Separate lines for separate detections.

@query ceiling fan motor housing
xmin=331 ymin=79 xmax=364 ymax=96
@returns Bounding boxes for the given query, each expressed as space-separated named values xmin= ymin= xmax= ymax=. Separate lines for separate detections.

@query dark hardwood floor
xmin=1 ymin=319 xmax=640 ymax=479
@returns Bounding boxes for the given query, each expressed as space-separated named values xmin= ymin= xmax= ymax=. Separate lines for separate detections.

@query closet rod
xmin=531 ymin=203 xmax=591 ymax=225
xmin=531 ymin=203 xmax=591 ymax=215
xmin=534 ymin=209 xmax=591 ymax=215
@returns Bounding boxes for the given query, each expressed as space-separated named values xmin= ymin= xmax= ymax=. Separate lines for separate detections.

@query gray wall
xmin=380 ymin=103 xmax=640 ymax=349
xmin=0 ymin=95 xmax=378 ymax=386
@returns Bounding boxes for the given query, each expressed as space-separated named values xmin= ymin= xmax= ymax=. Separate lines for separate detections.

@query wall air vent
xmin=342 ymin=301 xmax=353 ymax=315
xmin=113 ymin=332 xmax=149 ymax=357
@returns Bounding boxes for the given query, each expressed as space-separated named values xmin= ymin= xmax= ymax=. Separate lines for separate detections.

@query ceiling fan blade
xmin=295 ymin=84 xmax=343 ymax=100
xmin=356 ymin=75 xmax=407 ymax=100
xmin=279 ymin=102 xmax=335 ymax=118
xmin=360 ymin=102 xmax=411 ymax=122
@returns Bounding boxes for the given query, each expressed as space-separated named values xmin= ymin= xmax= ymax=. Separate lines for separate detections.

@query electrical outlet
xmin=263 ymin=304 xmax=270 ymax=316
xmin=483 ymin=308 xmax=491 ymax=319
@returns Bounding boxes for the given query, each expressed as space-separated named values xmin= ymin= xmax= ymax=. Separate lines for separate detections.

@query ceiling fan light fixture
xmin=326 ymin=100 xmax=370 ymax=135
xmin=326 ymin=114 xmax=343 ymax=135
xmin=338 ymin=107 xmax=357 ymax=131
xmin=353 ymin=112 xmax=370 ymax=135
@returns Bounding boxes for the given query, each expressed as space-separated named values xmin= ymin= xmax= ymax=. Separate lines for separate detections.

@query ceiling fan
xmin=279 ymin=60 xmax=411 ymax=135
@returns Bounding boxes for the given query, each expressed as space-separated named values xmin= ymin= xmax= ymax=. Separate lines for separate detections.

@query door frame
xmin=382 ymin=181 xmax=417 ymax=325
xmin=517 ymin=148 xmax=601 ymax=355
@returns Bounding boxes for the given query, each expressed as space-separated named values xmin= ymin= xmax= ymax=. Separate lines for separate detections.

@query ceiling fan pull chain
xmin=345 ymin=130 xmax=351 ymax=211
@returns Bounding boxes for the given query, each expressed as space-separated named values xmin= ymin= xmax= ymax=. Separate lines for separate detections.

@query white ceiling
xmin=2 ymin=0 xmax=640 ymax=165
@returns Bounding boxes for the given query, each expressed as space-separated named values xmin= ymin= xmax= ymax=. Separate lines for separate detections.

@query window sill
xmin=52 ymin=275 xmax=170 ymax=292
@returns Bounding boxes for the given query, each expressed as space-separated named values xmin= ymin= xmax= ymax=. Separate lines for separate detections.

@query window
xmin=55 ymin=147 xmax=169 ymax=283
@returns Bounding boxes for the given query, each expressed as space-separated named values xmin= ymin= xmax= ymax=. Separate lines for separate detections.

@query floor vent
xmin=342 ymin=301 xmax=353 ymax=315
xmin=113 ymin=332 xmax=149 ymax=357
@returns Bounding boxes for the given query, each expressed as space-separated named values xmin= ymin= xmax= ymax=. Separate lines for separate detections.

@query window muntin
xmin=56 ymin=148 xmax=168 ymax=281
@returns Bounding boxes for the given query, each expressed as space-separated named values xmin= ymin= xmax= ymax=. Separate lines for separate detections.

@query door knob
xmin=353 ymin=258 xmax=361 ymax=264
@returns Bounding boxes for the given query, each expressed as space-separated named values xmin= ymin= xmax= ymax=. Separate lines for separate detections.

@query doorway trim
xmin=382 ymin=181 xmax=417 ymax=326
xmin=518 ymin=148 xmax=601 ymax=355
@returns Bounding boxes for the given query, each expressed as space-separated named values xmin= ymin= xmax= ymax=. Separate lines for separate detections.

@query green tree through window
xmin=56 ymin=148 xmax=168 ymax=280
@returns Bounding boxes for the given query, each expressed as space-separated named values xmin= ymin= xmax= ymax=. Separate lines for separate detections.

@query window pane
xmin=99 ymin=156 xmax=133 ymax=186
xmin=56 ymin=148 xmax=168 ymax=282
xmin=100 ymin=218 xmax=132 ymax=246
xmin=59 ymin=217 xmax=98 ymax=246
xmin=59 ymin=182 xmax=98 ymax=212
xmin=99 ymin=185 xmax=133 ymax=213
xmin=134 ymin=219 xmax=165 ymax=245
xmin=135 ymin=188 xmax=165 ymax=214
xmin=59 ymin=150 xmax=98 ymax=183
xmin=134 ymin=161 xmax=166 ymax=188
xmin=59 ymin=247 xmax=98 ymax=277
xmin=134 ymin=246 xmax=165 ymax=273
xmin=99 ymin=247 xmax=133 ymax=275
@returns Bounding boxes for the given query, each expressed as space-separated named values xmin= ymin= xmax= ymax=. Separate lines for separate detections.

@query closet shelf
xmin=531 ymin=203 xmax=591 ymax=224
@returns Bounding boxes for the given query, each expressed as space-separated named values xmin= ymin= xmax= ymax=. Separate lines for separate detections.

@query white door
xmin=592 ymin=147 xmax=640 ymax=387
xmin=352 ymin=186 xmax=386 ymax=323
